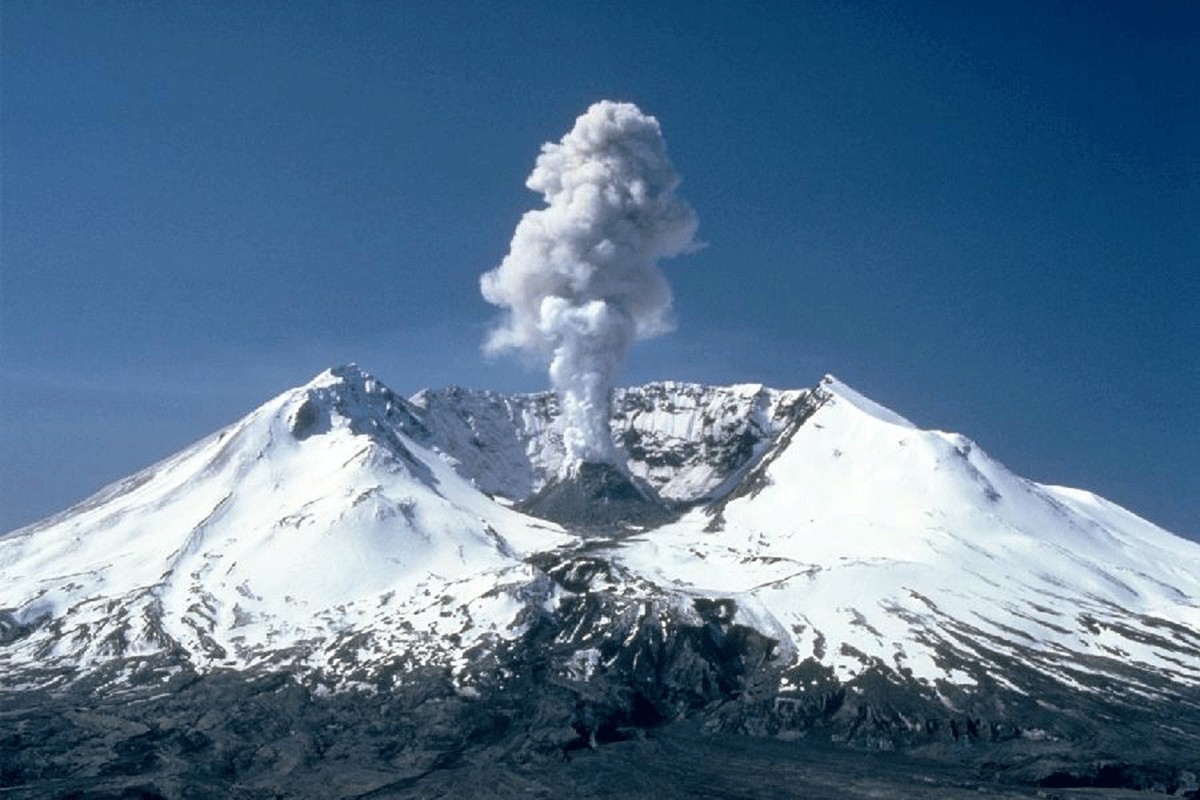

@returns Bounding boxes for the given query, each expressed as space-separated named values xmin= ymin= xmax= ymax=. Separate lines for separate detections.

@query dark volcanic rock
xmin=518 ymin=461 xmax=677 ymax=530
xmin=5 ymin=657 xmax=1198 ymax=799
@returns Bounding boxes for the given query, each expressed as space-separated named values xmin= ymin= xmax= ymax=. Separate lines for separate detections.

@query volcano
xmin=2 ymin=366 xmax=1199 ymax=798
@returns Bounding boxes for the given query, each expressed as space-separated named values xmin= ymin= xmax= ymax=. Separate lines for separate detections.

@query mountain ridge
xmin=4 ymin=365 xmax=1197 ymax=690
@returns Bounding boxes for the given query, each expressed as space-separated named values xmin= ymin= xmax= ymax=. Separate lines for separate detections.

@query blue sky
xmin=2 ymin=1 xmax=1197 ymax=538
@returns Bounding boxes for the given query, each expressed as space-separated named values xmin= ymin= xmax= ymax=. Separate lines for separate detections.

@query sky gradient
xmin=2 ymin=2 xmax=1197 ymax=538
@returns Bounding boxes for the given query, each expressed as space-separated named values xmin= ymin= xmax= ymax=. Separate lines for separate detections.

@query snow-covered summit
xmin=818 ymin=373 xmax=915 ymax=428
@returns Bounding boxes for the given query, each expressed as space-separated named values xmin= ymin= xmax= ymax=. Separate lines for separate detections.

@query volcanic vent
xmin=518 ymin=460 xmax=676 ymax=530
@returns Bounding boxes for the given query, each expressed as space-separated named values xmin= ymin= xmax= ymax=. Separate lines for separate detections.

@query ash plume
xmin=481 ymin=100 xmax=699 ymax=468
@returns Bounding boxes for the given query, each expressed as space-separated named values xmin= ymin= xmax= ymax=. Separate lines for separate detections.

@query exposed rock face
xmin=409 ymin=380 xmax=805 ymax=505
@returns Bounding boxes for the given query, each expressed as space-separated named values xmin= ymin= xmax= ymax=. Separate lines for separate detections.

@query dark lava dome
xmin=518 ymin=461 xmax=677 ymax=531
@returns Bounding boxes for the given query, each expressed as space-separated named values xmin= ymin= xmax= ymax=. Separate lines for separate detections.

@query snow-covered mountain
xmin=0 ymin=367 xmax=577 ymax=686
xmin=3 ymin=365 xmax=1199 ymax=795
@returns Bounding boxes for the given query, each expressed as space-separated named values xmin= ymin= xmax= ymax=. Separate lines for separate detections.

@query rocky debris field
xmin=3 ymin=638 xmax=1198 ymax=800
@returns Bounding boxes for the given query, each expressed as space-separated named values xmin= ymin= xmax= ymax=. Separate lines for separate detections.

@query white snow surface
xmin=3 ymin=366 xmax=1198 ymax=698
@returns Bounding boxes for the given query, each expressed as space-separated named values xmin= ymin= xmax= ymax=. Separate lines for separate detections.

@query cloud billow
xmin=481 ymin=100 xmax=699 ymax=468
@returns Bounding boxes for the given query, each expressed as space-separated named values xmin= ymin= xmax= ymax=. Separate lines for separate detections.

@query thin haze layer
xmin=481 ymin=101 xmax=698 ymax=467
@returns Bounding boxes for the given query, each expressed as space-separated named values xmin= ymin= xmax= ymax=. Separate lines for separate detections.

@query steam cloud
xmin=481 ymin=101 xmax=699 ymax=468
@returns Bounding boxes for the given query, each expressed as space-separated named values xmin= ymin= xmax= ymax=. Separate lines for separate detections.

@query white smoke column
xmin=481 ymin=102 xmax=698 ymax=466
xmin=481 ymin=101 xmax=698 ymax=468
